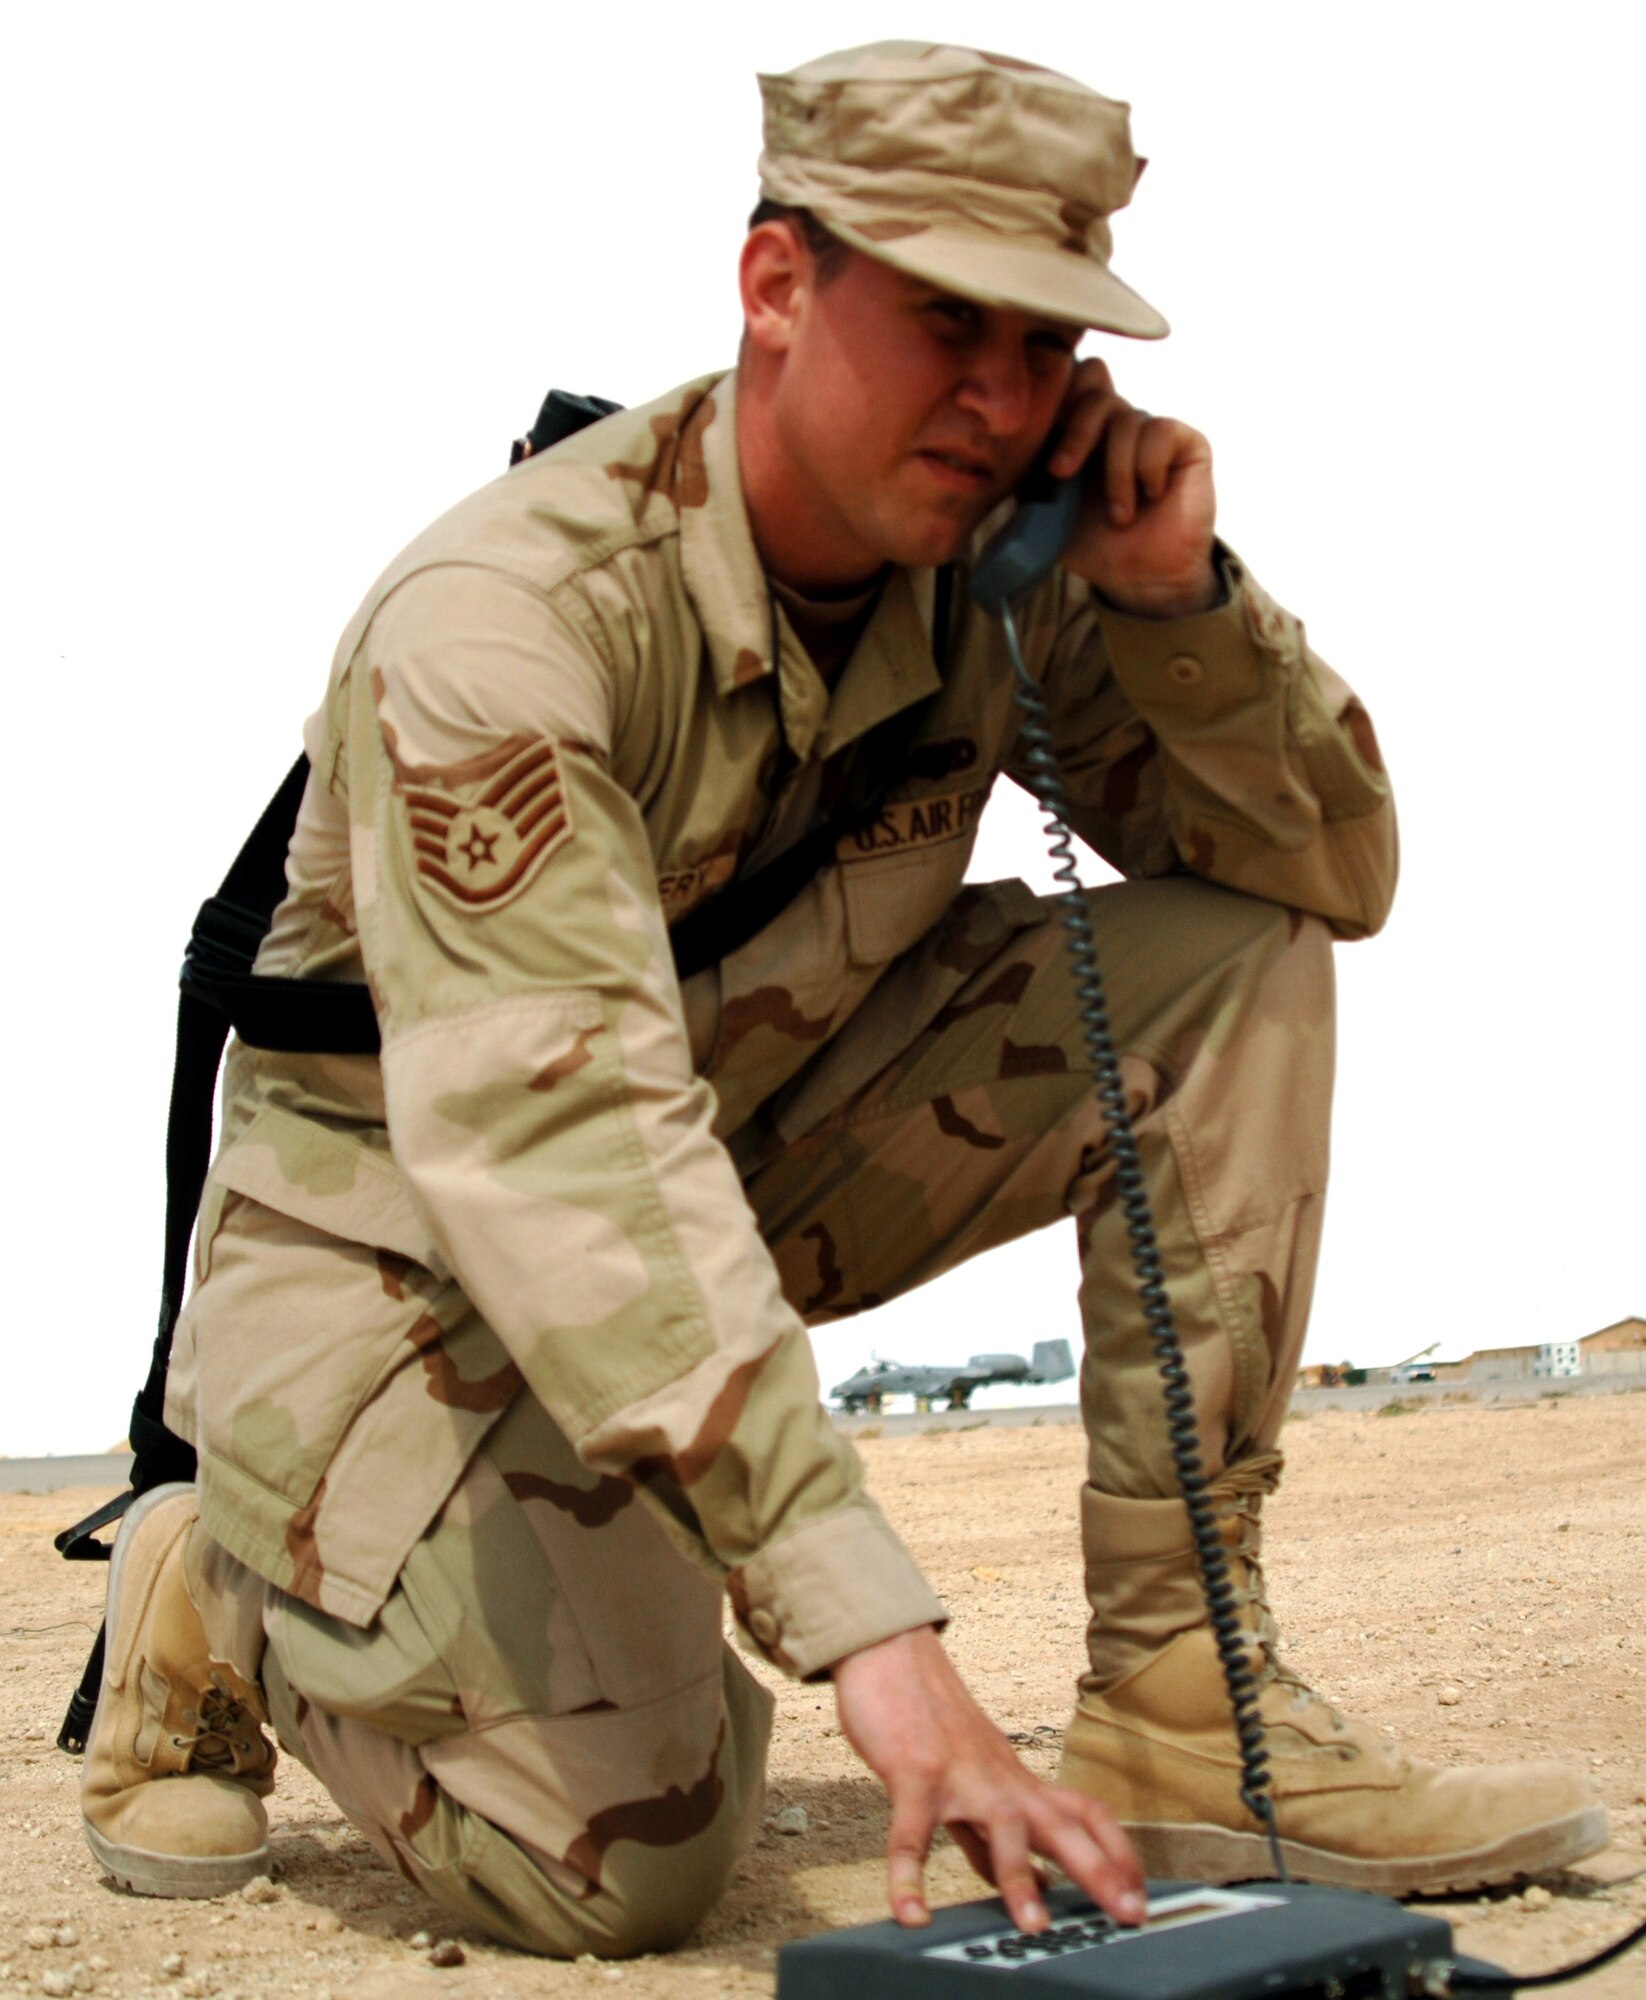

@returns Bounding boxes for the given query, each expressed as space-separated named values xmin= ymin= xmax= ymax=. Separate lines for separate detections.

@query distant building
xmin=1468 ymin=1342 xmax=1540 ymax=1384
xmin=1300 ymin=1315 xmax=1644 ymax=1393
xmin=1581 ymin=1316 xmax=1646 ymax=1377
xmin=1470 ymin=1318 xmax=1643 ymax=1384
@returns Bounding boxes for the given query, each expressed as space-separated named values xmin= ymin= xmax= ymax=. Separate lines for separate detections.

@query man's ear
xmin=739 ymin=220 xmax=810 ymax=357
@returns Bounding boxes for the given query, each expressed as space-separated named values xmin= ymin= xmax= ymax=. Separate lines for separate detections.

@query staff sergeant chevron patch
xmin=400 ymin=735 xmax=574 ymax=913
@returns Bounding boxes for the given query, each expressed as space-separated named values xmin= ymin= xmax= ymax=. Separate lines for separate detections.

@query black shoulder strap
xmin=52 ymin=751 xmax=329 ymax=1748
xmin=61 ymin=753 xmax=319 ymax=1559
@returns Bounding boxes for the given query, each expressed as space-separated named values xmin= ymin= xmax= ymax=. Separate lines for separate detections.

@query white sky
xmin=4 ymin=3 xmax=1641 ymax=1454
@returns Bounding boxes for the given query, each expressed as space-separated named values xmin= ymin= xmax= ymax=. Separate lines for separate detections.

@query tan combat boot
xmin=1058 ymin=1452 xmax=1609 ymax=1894
xmin=81 ymin=1483 xmax=277 ymax=1897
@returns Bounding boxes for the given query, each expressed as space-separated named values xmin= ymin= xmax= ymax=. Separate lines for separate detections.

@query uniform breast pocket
xmin=839 ymin=841 xmax=971 ymax=966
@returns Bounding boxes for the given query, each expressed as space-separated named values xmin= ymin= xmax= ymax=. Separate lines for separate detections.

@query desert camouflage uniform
xmin=164 ymin=371 xmax=1395 ymax=1951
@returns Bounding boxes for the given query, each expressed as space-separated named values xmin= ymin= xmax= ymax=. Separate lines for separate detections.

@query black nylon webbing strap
xmin=57 ymin=754 xmax=318 ymax=1575
xmin=54 ymin=753 xmax=323 ymax=1747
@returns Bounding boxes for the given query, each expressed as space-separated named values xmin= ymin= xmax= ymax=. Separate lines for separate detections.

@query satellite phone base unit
xmin=777 ymin=1879 xmax=1507 ymax=1999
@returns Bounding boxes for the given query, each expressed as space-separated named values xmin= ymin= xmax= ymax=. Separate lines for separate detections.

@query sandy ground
xmin=2 ymin=1396 xmax=1642 ymax=1999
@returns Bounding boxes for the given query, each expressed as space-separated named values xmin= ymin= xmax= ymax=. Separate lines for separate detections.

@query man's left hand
xmin=1046 ymin=357 xmax=1219 ymax=619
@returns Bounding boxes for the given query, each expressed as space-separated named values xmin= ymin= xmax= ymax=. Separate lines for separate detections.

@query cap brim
xmin=826 ymin=219 xmax=1169 ymax=339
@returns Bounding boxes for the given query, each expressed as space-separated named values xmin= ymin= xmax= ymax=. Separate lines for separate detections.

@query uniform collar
xmin=680 ymin=369 xmax=945 ymax=760
xmin=809 ymin=569 xmax=942 ymax=757
xmin=678 ymin=373 xmax=773 ymax=701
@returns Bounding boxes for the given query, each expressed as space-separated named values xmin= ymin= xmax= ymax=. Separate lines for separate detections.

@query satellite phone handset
xmin=968 ymin=471 xmax=1290 ymax=1880
xmin=969 ymin=459 xmax=1084 ymax=616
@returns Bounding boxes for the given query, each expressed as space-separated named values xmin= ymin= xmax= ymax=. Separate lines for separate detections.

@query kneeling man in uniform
xmin=81 ymin=41 xmax=1605 ymax=1954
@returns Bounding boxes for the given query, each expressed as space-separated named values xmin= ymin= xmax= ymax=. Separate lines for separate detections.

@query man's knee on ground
xmin=550 ymin=1812 xmax=749 ymax=1958
xmin=263 ymin=1642 xmax=766 ymax=1959
xmin=410 ymin=1759 xmax=752 ymax=1957
xmin=276 ymin=1713 xmax=749 ymax=1958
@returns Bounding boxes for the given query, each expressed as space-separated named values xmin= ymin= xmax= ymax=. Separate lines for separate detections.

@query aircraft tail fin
xmin=1031 ymin=1339 xmax=1074 ymax=1384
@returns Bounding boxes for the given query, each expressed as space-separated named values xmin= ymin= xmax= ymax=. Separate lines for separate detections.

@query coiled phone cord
xmin=997 ymin=599 xmax=1289 ymax=1884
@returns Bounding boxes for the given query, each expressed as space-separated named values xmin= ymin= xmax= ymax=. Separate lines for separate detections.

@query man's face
xmin=756 ymin=244 xmax=1084 ymax=583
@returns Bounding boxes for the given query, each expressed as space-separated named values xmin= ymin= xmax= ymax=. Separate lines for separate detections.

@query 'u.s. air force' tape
xmin=839 ymin=784 xmax=992 ymax=860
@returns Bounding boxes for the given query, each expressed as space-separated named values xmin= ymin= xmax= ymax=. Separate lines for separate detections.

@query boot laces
xmin=170 ymin=1674 xmax=264 ymax=1772
xmin=1211 ymin=1449 xmax=1350 ymax=1736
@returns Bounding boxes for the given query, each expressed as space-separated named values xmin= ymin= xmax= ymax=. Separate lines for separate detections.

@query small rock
xmin=314 ymin=1914 xmax=345 ymax=1935
xmin=24 ymin=1926 xmax=54 ymax=1951
xmin=89 ymin=1957 xmax=112 ymax=1974
xmin=970 ymin=1566 xmax=1001 ymax=1582
xmin=427 ymin=1941 xmax=466 ymax=1968
xmin=1522 ymin=1884 xmax=1553 ymax=1910
xmin=773 ymin=1805 xmax=809 ymax=1837
xmin=52 ymin=1929 xmax=78 ymax=1950
xmin=41 ymin=1974 xmax=74 ymax=1998
xmin=241 ymin=1875 xmax=279 ymax=1906
xmin=69 ymin=1968 xmax=95 ymax=1995
xmin=408 ymin=1930 xmax=434 ymax=1950
xmin=160 ymin=1951 xmax=186 ymax=1977
xmin=1436 ymin=1686 xmax=1463 ymax=1707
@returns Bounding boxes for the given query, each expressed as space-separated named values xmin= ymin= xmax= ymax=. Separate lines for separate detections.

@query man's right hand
xmin=830 ymin=1624 xmax=1148 ymax=1933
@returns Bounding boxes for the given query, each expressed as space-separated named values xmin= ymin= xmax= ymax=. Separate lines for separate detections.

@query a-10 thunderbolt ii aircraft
xmin=830 ymin=1340 xmax=1075 ymax=1414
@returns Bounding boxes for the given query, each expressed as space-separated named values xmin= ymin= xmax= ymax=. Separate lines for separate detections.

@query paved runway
xmin=5 ymin=1375 xmax=1635 ymax=1492
xmin=0 ymin=1418 xmax=1088 ymax=1490
xmin=0 ymin=1453 xmax=133 ymax=1495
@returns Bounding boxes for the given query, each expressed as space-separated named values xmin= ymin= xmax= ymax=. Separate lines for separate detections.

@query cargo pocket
xmin=186 ymin=1105 xmax=521 ymax=1628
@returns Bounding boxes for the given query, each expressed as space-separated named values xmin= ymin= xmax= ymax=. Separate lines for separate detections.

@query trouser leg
xmin=206 ymin=1392 xmax=771 ymax=1957
xmin=737 ymin=876 xmax=1335 ymax=1686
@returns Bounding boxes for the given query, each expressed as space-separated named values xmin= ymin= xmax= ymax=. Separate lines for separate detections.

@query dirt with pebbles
xmin=2 ymin=1396 xmax=1641 ymax=1998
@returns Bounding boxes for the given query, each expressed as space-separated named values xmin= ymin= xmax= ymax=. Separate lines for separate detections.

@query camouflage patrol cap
xmin=757 ymin=42 xmax=1168 ymax=339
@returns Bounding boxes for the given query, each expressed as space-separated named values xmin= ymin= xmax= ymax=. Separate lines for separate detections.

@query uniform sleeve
xmin=348 ymin=563 xmax=944 ymax=1677
xmin=1018 ymin=548 xmax=1397 ymax=939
